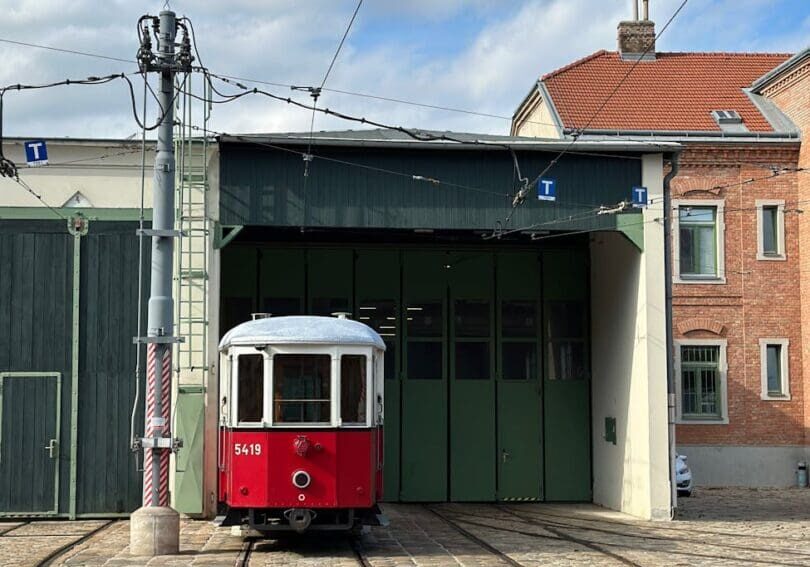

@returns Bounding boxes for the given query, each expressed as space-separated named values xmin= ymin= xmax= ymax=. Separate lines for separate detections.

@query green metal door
xmin=0 ymin=373 xmax=61 ymax=515
xmin=354 ymin=250 xmax=400 ymax=501
xmin=543 ymin=249 xmax=591 ymax=501
xmin=449 ymin=252 xmax=495 ymax=501
xmin=496 ymin=253 xmax=543 ymax=501
xmin=400 ymin=251 xmax=447 ymax=501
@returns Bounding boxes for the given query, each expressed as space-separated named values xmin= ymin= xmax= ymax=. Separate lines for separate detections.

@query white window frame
xmin=230 ymin=346 xmax=270 ymax=428
xmin=759 ymin=338 xmax=790 ymax=400
xmin=268 ymin=345 xmax=337 ymax=428
xmin=756 ymin=200 xmax=786 ymax=261
xmin=672 ymin=199 xmax=726 ymax=284
xmin=337 ymin=347 xmax=374 ymax=428
xmin=674 ymin=338 xmax=729 ymax=424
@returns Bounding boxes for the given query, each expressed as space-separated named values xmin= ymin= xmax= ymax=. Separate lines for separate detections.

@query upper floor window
xmin=673 ymin=200 xmax=725 ymax=283
xmin=756 ymin=200 xmax=785 ymax=260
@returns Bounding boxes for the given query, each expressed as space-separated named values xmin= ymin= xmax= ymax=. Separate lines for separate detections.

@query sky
xmin=0 ymin=0 xmax=808 ymax=139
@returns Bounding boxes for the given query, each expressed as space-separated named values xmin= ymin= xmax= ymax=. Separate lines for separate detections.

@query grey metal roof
xmin=751 ymin=46 xmax=810 ymax=93
xmin=219 ymin=315 xmax=386 ymax=350
xmin=219 ymin=129 xmax=680 ymax=153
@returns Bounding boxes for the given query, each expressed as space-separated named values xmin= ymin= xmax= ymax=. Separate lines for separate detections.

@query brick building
xmin=512 ymin=17 xmax=810 ymax=486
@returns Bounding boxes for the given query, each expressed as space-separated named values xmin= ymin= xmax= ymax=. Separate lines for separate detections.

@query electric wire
xmin=130 ymin=70 xmax=150 ymax=472
xmin=0 ymin=35 xmax=133 ymax=64
xmin=498 ymin=0 xmax=690 ymax=230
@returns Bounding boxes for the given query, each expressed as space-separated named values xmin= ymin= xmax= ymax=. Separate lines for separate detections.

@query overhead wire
xmin=0 ymin=35 xmax=133 ymax=64
xmin=497 ymin=0 xmax=690 ymax=231
xmin=131 ymin=68 xmax=150 ymax=470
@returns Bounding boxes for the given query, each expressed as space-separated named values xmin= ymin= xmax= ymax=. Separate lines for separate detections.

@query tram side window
xmin=341 ymin=355 xmax=367 ymax=425
xmin=273 ymin=355 xmax=331 ymax=424
xmin=237 ymin=354 xmax=264 ymax=423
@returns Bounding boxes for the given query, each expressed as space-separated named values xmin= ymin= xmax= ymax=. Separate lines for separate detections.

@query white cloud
xmin=0 ymin=0 xmax=804 ymax=139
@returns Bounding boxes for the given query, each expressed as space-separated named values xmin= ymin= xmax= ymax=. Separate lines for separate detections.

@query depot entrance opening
xmin=220 ymin=241 xmax=591 ymax=503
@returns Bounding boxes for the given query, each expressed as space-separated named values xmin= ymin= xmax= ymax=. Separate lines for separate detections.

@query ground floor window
xmin=759 ymin=339 xmax=790 ymax=400
xmin=676 ymin=340 xmax=728 ymax=423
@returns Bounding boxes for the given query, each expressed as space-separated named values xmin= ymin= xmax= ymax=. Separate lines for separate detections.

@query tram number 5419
xmin=234 ymin=443 xmax=262 ymax=456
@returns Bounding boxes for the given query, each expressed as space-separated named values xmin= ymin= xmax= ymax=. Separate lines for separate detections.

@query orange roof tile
xmin=541 ymin=51 xmax=791 ymax=133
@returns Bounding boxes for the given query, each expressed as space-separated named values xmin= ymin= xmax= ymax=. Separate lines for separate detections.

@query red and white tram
xmin=217 ymin=314 xmax=385 ymax=534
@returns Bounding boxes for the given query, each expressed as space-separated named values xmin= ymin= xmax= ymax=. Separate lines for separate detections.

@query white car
xmin=676 ymin=454 xmax=693 ymax=497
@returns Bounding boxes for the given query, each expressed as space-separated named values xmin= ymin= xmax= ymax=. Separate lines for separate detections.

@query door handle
xmin=502 ymin=449 xmax=510 ymax=463
xmin=44 ymin=439 xmax=58 ymax=459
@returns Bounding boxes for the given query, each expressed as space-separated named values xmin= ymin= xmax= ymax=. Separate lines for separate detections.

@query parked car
xmin=676 ymin=454 xmax=693 ymax=497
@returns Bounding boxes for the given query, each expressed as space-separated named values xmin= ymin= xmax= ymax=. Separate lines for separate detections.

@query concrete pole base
xmin=130 ymin=506 xmax=180 ymax=556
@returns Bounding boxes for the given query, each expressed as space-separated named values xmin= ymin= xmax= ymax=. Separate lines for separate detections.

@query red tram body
xmin=217 ymin=315 xmax=385 ymax=534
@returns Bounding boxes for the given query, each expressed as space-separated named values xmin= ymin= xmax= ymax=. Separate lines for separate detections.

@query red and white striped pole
xmin=130 ymin=9 xmax=184 ymax=556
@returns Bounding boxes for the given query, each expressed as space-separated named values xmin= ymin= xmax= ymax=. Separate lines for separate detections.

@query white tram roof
xmin=219 ymin=316 xmax=386 ymax=351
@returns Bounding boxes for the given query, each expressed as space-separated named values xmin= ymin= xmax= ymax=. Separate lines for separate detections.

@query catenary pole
xmin=130 ymin=9 xmax=188 ymax=556
xmin=145 ymin=8 xmax=176 ymax=511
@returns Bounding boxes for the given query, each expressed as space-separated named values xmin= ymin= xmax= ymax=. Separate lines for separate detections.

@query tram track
xmin=0 ymin=521 xmax=30 ymax=536
xmin=427 ymin=506 xmax=527 ymax=567
xmin=36 ymin=520 xmax=116 ymax=567
xmin=234 ymin=536 xmax=256 ymax=567
xmin=349 ymin=536 xmax=373 ymax=567
xmin=497 ymin=507 xmax=641 ymax=567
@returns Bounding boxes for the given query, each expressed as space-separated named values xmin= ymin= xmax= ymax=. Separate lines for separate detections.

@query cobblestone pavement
xmin=3 ymin=488 xmax=809 ymax=566
xmin=0 ymin=520 xmax=110 ymax=567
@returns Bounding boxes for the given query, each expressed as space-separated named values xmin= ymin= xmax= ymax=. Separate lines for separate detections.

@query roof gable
xmin=540 ymin=51 xmax=792 ymax=133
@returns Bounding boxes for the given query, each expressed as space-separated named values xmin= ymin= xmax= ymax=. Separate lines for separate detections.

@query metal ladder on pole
xmin=174 ymin=73 xmax=212 ymax=382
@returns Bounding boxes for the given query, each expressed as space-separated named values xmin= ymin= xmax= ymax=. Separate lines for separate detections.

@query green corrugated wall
xmin=219 ymin=144 xmax=642 ymax=231
xmin=0 ymin=219 xmax=149 ymax=516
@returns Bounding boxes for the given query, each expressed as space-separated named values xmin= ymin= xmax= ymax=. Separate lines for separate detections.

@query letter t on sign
xmin=537 ymin=178 xmax=556 ymax=202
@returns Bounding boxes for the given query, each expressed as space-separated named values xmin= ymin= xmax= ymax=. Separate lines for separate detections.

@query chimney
xmin=618 ymin=0 xmax=656 ymax=60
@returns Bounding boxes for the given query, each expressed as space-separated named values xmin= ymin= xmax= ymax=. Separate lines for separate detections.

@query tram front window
xmin=238 ymin=354 xmax=264 ymax=423
xmin=273 ymin=354 xmax=331 ymax=424
xmin=341 ymin=355 xmax=367 ymax=425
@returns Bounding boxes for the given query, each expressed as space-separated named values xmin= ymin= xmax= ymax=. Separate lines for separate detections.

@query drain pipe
xmin=663 ymin=151 xmax=681 ymax=515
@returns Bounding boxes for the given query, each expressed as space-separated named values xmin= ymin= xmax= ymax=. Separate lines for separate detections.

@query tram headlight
xmin=292 ymin=470 xmax=311 ymax=489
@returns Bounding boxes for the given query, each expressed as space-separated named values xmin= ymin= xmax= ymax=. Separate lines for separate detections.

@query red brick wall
xmin=672 ymin=143 xmax=803 ymax=446
xmin=761 ymin=60 xmax=810 ymax=449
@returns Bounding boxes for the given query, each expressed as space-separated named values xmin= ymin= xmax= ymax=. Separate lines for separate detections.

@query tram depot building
xmin=0 ymin=132 xmax=675 ymax=520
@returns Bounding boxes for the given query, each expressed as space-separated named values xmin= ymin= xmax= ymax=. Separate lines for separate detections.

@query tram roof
xmin=219 ymin=315 xmax=386 ymax=351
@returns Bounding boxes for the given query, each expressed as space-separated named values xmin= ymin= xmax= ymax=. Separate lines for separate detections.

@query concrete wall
xmin=590 ymin=154 xmax=670 ymax=520
xmin=678 ymin=445 xmax=810 ymax=487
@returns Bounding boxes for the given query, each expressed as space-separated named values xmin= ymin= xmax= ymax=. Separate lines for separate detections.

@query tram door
xmin=496 ymin=253 xmax=543 ymax=500
xmin=354 ymin=251 xmax=400 ymax=501
xmin=449 ymin=252 xmax=496 ymax=501
xmin=400 ymin=251 xmax=447 ymax=501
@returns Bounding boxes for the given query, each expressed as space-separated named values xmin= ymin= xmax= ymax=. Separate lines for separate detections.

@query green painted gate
xmin=220 ymin=242 xmax=591 ymax=503
xmin=543 ymin=249 xmax=591 ymax=501
xmin=497 ymin=253 xmax=544 ymax=501
xmin=400 ymin=251 xmax=448 ymax=501
xmin=0 ymin=218 xmax=149 ymax=517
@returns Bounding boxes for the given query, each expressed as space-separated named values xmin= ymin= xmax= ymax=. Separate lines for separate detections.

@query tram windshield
xmin=273 ymin=354 xmax=331 ymax=424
